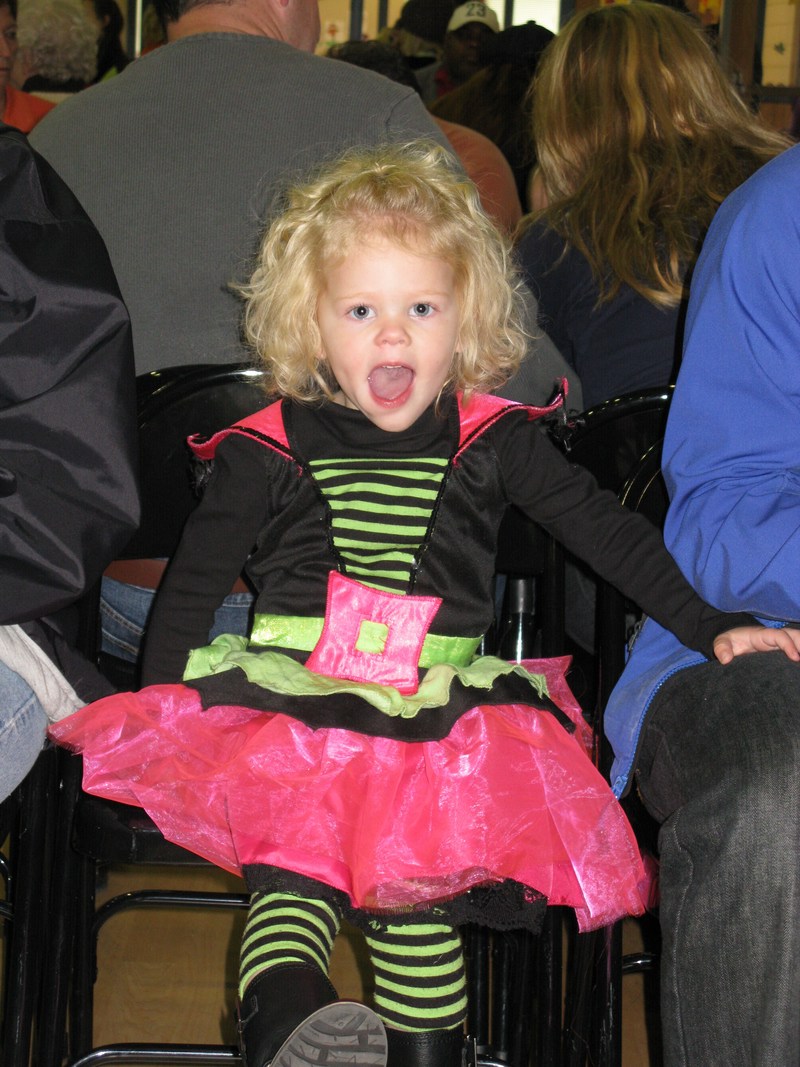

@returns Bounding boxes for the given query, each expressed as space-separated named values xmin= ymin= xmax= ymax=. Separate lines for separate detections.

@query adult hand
xmin=713 ymin=626 xmax=800 ymax=665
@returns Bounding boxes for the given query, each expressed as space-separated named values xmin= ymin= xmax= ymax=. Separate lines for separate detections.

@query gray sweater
xmin=31 ymin=33 xmax=450 ymax=372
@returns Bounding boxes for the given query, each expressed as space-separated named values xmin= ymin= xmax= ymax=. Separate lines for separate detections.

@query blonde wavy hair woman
xmin=515 ymin=1 xmax=790 ymax=409
xmin=240 ymin=141 xmax=528 ymax=403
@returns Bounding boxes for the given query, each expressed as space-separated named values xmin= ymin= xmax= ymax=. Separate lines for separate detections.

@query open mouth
xmin=368 ymin=364 xmax=414 ymax=406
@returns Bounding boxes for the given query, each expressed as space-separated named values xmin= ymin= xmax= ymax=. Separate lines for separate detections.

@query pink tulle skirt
xmin=49 ymin=658 xmax=647 ymax=931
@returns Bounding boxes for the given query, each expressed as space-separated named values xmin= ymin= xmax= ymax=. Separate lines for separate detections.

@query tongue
xmin=369 ymin=365 xmax=413 ymax=401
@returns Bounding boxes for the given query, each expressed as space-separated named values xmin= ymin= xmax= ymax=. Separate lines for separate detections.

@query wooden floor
xmin=76 ymin=863 xmax=660 ymax=1064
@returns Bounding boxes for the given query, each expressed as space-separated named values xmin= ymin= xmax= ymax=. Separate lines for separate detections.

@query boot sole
xmin=271 ymin=1001 xmax=388 ymax=1065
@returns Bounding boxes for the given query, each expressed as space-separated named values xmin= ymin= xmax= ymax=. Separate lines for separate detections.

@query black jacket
xmin=0 ymin=124 xmax=139 ymax=652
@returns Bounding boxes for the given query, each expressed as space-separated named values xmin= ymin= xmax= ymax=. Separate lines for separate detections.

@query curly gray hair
xmin=17 ymin=0 xmax=98 ymax=85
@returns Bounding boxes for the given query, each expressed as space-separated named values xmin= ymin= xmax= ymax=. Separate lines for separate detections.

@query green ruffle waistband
xmin=249 ymin=612 xmax=481 ymax=668
xmin=184 ymin=633 xmax=548 ymax=721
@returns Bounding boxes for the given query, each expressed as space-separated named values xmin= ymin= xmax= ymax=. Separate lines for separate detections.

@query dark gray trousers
xmin=636 ymin=654 xmax=800 ymax=1067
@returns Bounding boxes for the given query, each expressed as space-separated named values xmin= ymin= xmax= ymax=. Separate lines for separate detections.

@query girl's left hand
xmin=713 ymin=626 xmax=800 ymax=665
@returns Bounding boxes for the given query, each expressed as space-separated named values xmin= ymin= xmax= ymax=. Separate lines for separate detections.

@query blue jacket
xmin=605 ymin=144 xmax=800 ymax=798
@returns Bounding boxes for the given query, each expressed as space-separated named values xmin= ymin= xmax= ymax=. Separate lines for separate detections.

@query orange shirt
xmin=434 ymin=116 xmax=522 ymax=234
xmin=3 ymin=85 xmax=55 ymax=134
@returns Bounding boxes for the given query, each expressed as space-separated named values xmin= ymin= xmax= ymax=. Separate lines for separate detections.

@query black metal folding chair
xmin=1 ymin=746 xmax=60 ymax=1067
xmin=561 ymin=428 xmax=671 ymax=1067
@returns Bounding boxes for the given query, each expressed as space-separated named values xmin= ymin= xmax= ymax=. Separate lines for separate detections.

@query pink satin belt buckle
xmin=305 ymin=571 xmax=442 ymax=694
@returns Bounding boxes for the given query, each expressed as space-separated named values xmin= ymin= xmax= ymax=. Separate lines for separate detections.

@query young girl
xmin=50 ymin=143 xmax=800 ymax=1067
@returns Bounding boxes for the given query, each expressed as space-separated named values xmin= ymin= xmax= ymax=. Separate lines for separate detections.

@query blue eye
xmin=412 ymin=303 xmax=434 ymax=317
xmin=348 ymin=305 xmax=372 ymax=320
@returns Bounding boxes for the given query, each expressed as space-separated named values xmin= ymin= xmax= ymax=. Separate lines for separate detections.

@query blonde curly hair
xmin=240 ymin=142 xmax=528 ymax=403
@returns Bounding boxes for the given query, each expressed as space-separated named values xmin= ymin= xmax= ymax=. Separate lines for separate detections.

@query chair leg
xmin=592 ymin=922 xmax=622 ymax=1067
xmin=563 ymin=920 xmax=595 ymax=1067
xmin=464 ymin=925 xmax=490 ymax=1052
xmin=489 ymin=932 xmax=512 ymax=1059
xmin=34 ymin=749 xmax=86 ymax=1067
xmin=507 ymin=930 xmax=534 ymax=1067
xmin=2 ymin=747 xmax=58 ymax=1067
xmin=562 ymin=920 xmax=624 ymax=1067
xmin=533 ymin=908 xmax=563 ymax=1067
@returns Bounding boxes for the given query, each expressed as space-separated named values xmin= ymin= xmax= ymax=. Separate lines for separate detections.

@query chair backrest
xmin=123 ymin=363 xmax=268 ymax=560
xmin=618 ymin=439 xmax=669 ymax=526
xmin=555 ymin=386 xmax=674 ymax=493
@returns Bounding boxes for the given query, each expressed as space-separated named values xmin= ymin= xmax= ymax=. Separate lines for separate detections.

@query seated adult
xmin=14 ymin=0 xmax=98 ymax=100
xmin=606 ymin=142 xmax=800 ymax=1067
xmin=515 ymin=2 xmax=789 ymax=411
xmin=0 ymin=123 xmax=138 ymax=800
xmin=415 ymin=1 xmax=498 ymax=104
xmin=0 ymin=0 xmax=52 ymax=131
xmin=430 ymin=21 xmax=554 ymax=211
xmin=31 ymin=0 xmax=448 ymax=376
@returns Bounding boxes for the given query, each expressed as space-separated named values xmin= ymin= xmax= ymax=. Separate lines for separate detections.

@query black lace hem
xmin=242 ymin=864 xmax=547 ymax=935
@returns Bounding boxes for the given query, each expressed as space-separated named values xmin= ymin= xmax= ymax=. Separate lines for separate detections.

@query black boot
xmin=386 ymin=1026 xmax=465 ymax=1066
xmin=237 ymin=962 xmax=388 ymax=1067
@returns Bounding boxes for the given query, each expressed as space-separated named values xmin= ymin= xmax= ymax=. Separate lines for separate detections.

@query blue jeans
xmin=0 ymin=659 xmax=48 ymax=802
xmin=636 ymin=654 xmax=800 ymax=1067
xmin=100 ymin=576 xmax=253 ymax=663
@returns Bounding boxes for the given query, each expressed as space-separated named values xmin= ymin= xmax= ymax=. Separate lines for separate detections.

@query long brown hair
xmin=527 ymin=2 xmax=790 ymax=307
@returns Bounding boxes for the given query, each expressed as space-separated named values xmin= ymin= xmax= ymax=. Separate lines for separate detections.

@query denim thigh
xmin=0 ymin=659 xmax=48 ymax=801
xmin=101 ymin=576 xmax=253 ymax=663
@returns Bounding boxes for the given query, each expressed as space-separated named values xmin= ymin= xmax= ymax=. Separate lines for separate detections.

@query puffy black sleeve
xmin=0 ymin=126 xmax=139 ymax=625
xmin=141 ymin=434 xmax=273 ymax=686
xmin=492 ymin=413 xmax=755 ymax=657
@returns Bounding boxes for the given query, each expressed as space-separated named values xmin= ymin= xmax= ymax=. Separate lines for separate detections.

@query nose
xmin=0 ymin=36 xmax=13 ymax=58
xmin=376 ymin=314 xmax=409 ymax=345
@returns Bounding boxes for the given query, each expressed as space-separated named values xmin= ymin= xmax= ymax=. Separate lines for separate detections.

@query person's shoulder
xmin=31 ymin=36 xmax=274 ymax=125
xmin=2 ymin=86 xmax=55 ymax=133
xmin=312 ymin=51 xmax=419 ymax=105
xmin=0 ymin=124 xmax=88 ymax=224
xmin=435 ymin=117 xmax=498 ymax=159
xmin=516 ymin=215 xmax=558 ymax=248
xmin=186 ymin=32 xmax=415 ymax=101
xmin=0 ymin=123 xmax=36 ymax=169
xmin=0 ymin=125 xmax=49 ymax=216
xmin=714 ymin=144 xmax=799 ymax=233
xmin=515 ymin=216 xmax=574 ymax=274
xmin=28 ymin=58 xmax=144 ymax=146
xmin=741 ymin=142 xmax=800 ymax=194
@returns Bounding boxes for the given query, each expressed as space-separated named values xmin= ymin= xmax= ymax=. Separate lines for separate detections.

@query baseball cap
xmin=446 ymin=2 xmax=500 ymax=35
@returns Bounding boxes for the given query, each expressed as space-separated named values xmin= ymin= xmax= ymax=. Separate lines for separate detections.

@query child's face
xmin=316 ymin=237 xmax=460 ymax=433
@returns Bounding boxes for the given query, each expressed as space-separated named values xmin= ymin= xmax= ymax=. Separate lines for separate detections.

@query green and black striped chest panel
xmin=308 ymin=455 xmax=449 ymax=594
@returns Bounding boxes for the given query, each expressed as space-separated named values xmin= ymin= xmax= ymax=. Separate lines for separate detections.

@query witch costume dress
xmin=50 ymin=391 xmax=751 ymax=934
